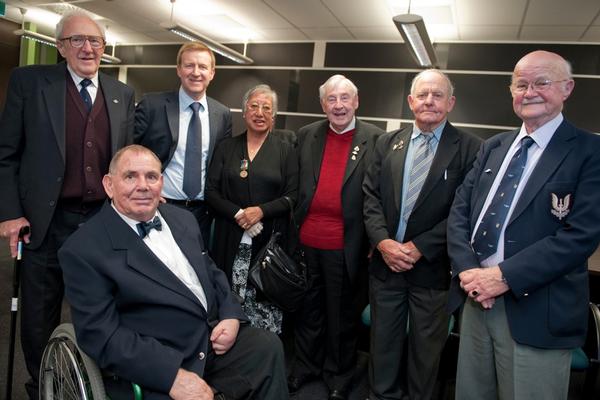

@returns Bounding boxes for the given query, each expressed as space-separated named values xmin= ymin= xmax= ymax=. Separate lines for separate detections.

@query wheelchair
xmin=39 ymin=323 xmax=142 ymax=400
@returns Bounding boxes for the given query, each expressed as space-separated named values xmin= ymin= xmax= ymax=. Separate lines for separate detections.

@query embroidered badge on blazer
xmin=551 ymin=193 xmax=571 ymax=220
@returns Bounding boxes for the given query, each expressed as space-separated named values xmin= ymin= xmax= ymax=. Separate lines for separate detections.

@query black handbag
xmin=248 ymin=199 xmax=307 ymax=312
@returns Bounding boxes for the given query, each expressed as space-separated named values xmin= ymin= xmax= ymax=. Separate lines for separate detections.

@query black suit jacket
xmin=363 ymin=122 xmax=481 ymax=289
xmin=134 ymin=91 xmax=232 ymax=172
xmin=0 ymin=62 xmax=135 ymax=248
xmin=295 ymin=119 xmax=383 ymax=282
xmin=58 ymin=203 xmax=247 ymax=394
xmin=448 ymin=119 xmax=600 ymax=348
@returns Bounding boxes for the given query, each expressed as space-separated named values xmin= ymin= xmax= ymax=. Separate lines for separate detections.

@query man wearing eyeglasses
xmin=134 ymin=42 xmax=232 ymax=249
xmin=0 ymin=10 xmax=134 ymax=399
xmin=447 ymin=50 xmax=600 ymax=400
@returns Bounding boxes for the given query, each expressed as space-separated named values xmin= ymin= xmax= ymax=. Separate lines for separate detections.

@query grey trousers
xmin=455 ymin=297 xmax=572 ymax=400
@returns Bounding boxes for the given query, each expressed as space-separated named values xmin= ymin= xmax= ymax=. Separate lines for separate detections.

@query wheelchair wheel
xmin=39 ymin=323 xmax=106 ymax=400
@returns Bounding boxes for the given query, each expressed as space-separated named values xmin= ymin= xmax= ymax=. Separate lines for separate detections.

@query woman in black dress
xmin=206 ymin=84 xmax=298 ymax=333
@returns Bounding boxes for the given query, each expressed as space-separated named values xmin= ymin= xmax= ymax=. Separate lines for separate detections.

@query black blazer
xmin=59 ymin=203 xmax=247 ymax=394
xmin=0 ymin=62 xmax=135 ymax=248
xmin=295 ymin=119 xmax=383 ymax=282
xmin=363 ymin=122 xmax=481 ymax=289
xmin=134 ymin=91 xmax=232 ymax=171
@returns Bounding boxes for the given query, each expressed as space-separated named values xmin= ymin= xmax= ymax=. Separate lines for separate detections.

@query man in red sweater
xmin=290 ymin=74 xmax=384 ymax=400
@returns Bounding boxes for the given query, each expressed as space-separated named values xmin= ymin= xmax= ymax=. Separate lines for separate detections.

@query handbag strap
xmin=268 ymin=195 xmax=295 ymax=238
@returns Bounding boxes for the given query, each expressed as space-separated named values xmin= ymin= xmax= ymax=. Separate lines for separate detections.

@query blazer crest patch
xmin=551 ymin=193 xmax=571 ymax=220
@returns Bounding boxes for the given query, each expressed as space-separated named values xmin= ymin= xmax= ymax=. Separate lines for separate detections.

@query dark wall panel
xmin=127 ymin=67 xmax=180 ymax=102
xmin=325 ymin=42 xmax=422 ymax=69
xmin=0 ymin=19 xmax=20 ymax=111
xmin=296 ymin=70 xmax=406 ymax=118
xmin=446 ymin=43 xmax=600 ymax=74
xmin=247 ymin=43 xmax=313 ymax=67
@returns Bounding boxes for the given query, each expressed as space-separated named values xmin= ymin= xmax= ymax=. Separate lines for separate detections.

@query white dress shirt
xmin=112 ymin=204 xmax=208 ymax=309
xmin=67 ymin=64 xmax=98 ymax=103
xmin=162 ymin=87 xmax=211 ymax=200
xmin=473 ymin=113 xmax=563 ymax=267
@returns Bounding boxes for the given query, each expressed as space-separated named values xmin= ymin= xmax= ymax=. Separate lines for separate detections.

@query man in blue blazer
xmin=0 ymin=11 xmax=134 ymax=398
xmin=59 ymin=145 xmax=288 ymax=400
xmin=447 ymin=50 xmax=600 ymax=400
xmin=134 ymin=42 xmax=232 ymax=248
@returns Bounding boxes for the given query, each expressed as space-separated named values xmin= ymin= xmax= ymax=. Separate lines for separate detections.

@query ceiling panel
xmin=322 ymin=0 xmax=393 ymax=27
xmin=520 ymin=26 xmax=588 ymax=41
xmin=459 ymin=25 xmax=520 ymax=41
xmin=300 ymin=27 xmax=354 ymax=40
xmin=263 ymin=0 xmax=339 ymax=27
xmin=524 ymin=0 xmax=600 ymax=25
xmin=2 ymin=0 xmax=600 ymax=45
xmin=456 ymin=0 xmax=527 ymax=25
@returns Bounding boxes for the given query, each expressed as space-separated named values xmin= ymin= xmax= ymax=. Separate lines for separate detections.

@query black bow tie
xmin=136 ymin=216 xmax=162 ymax=238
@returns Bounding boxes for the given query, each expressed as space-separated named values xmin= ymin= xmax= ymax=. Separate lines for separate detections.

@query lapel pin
xmin=484 ymin=168 xmax=492 ymax=174
xmin=351 ymin=155 xmax=357 ymax=160
xmin=113 ymin=99 xmax=119 ymax=104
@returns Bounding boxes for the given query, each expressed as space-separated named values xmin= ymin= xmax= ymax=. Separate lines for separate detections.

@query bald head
xmin=510 ymin=50 xmax=574 ymax=133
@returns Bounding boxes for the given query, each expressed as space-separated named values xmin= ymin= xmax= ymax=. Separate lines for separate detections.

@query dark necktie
xmin=182 ymin=102 xmax=203 ymax=199
xmin=472 ymin=136 xmax=535 ymax=261
xmin=403 ymin=132 xmax=434 ymax=223
xmin=80 ymin=78 xmax=93 ymax=113
xmin=136 ymin=216 xmax=163 ymax=238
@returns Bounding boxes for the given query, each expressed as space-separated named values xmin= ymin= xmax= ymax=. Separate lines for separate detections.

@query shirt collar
xmin=179 ymin=87 xmax=208 ymax=113
xmin=329 ymin=117 xmax=356 ymax=134
xmin=111 ymin=203 xmax=160 ymax=235
xmin=66 ymin=64 xmax=98 ymax=88
xmin=411 ymin=119 xmax=446 ymax=142
xmin=515 ymin=113 xmax=563 ymax=150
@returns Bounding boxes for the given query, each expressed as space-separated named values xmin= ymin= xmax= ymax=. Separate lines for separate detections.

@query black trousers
xmin=105 ymin=325 xmax=289 ymax=400
xmin=291 ymin=246 xmax=359 ymax=392
xmin=21 ymin=202 xmax=101 ymax=399
xmin=368 ymin=273 xmax=449 ymax=400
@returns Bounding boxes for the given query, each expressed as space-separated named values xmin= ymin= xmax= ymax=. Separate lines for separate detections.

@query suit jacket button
xmin=49 ymin=200 xmax=55 ymax=206
xmin=198 ymin=352 xmax=205 ymax=360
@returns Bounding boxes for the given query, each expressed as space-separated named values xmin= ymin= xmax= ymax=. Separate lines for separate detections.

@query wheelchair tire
xmin=39 ymin=323 xmax=106 ymax=400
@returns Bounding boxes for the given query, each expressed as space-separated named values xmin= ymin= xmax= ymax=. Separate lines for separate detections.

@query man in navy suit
xmin=135 ymin=42 xmax=232 ymax=248
xmin=364 ymin=69 xmax=481 ymax=400
xmin=447 ymin=50 xmax=600 ymax=399
xmin=0 ymin=11 xmax=134 ymax=398
xmin=59 ymin=145 xmax=288 ymax=400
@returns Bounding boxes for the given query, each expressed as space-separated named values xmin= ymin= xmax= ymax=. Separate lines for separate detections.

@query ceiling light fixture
xmin=161 ymin=0 xmax=253 ymax=65
xmin=13 ymin=28 xmax=123 ymax=64
xmin=392 ymin=0 xmax=437 ymax=68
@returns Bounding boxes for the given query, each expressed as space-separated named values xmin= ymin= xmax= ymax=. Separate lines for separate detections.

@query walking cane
xmin=5 ymin=226 xmax=30 ymax=400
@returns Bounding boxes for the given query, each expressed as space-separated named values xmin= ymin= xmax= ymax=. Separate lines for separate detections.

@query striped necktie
xmin=402 ymin=132 xmax=435 ymax=223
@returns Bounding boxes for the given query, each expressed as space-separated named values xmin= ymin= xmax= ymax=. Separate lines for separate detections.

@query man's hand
xmin=0 ymin=217 xmax=31 ymax=257
xmin=169 ymin=369 xmax=213 ymax=400
xmin=210 ymin=319 xmax=240 ymax=355
xmin=377 ymin=239 xmax=416 ymax=272
xmin=460 ymin=266 xmax=508 ymax=303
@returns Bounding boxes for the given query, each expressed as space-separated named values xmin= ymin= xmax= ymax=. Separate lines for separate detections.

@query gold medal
xmin=240 ymin=170 xmax=248 ymax=178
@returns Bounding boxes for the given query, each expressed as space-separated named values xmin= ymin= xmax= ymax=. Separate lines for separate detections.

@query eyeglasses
xmin=247 ymin=103 xmax=273 ymax=115
xmin=59 ymin=35 xmax=105 ymax=49
xmin=510 ymin=79 xmax=569 ymax=94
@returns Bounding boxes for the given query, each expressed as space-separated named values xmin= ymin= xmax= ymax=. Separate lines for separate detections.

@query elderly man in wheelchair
xmin=40 ymin=145 xmax=289 ymax=400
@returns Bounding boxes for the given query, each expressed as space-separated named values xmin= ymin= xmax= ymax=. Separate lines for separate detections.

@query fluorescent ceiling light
xmin=393 ymin=14 xmax=438 ymax=68
xmin=160 ymin=21 xmax=253 ymax=65
xmin=13 ymin=29 xmax=122 ymax=64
